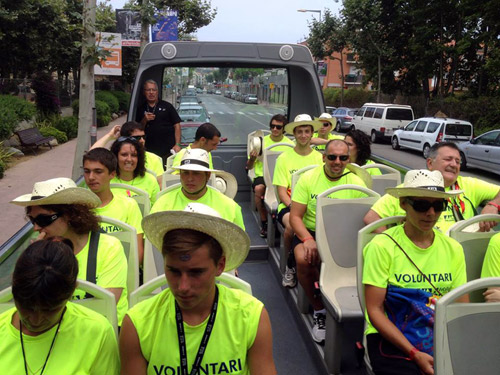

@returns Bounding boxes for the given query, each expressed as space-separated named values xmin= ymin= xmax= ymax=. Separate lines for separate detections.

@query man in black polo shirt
xmin=135 ymin=79 xmax=182 ymax=164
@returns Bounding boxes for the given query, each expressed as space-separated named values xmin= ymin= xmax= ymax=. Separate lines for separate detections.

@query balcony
xmin=344 ymin=74 xmax=363 ymax=85
xmin=346 ymin=53 xmax=356 ymax=63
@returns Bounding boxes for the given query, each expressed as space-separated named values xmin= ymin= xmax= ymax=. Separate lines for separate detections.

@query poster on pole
xmin=94 ymin=32 xmax=122 ymax=76
xmin=116 ymin=9 xmax=142 ymax=47
xmin=151 ymin=10 xmax=178 ymax=42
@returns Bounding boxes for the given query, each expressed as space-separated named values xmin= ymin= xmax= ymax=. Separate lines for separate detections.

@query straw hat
xmin=386 ymin=170 xmax=463 ymax=199
xmin=142 ymin=203 xmax=250 ymax=271
xmin=284 ymin=114 xmax=323 ymax=135
xmin=314 ymin=112 xmax=337 ymax=127
xmin=10 ymin=177 xmax=101 ymax=208
xmin=346 ymin=163 xmax=373 ymax=189
xmin=213 ymin=171 xmax=238 ymax=199
xmin=247 ymin=129 xmax=265 ymax=160
xmin=173 ymin=148 xmax=216 ymax=172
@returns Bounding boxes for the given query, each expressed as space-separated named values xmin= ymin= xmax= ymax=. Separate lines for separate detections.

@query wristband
xmin=176 ymin=143 xmax=182 ymax=147
xmin=302 ymin=236 xmax=314 ymax=243
xmin=487 ymin=202 xmax=500 ymax=212
xmin=409 ymin=347 xmax=419 ymax=361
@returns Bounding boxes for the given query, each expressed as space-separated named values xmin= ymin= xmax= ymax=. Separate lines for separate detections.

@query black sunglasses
xmin=406 ymin=198 xmax=448 ymax=213
xmin=270 ymin=124 xmax=283 ymax=130
xmin=117 ymin=136 xmax=138 ymax=143
xmin=325 ymin=154 xmax=349 ymax=161
xmin=131 ymin=135 xmax=146 ymax=141
xmin=28 ymin=213 xmax=62 ymax=228
xmin=322 ymin=122 xmax=331 ymax=127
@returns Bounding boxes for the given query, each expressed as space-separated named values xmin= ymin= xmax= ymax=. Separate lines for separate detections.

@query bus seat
xmin=356 ymin=215 xmax=406 ymax=375
xmin=434 ymin=277 xmax=500 ymax=375
xmin=447 ymin=214 xmax=500 ymax=302
xmin=143 ymin=238 xmax=164 ymax=284
xmin=0 ymin=280 xmax=119 ymax=338
xmin=165 ymin=154 xmax=175 ymax=170
xmin=146 ymin=168 xmax=156 ymax=177
xmin=110 ymin=183 xmax=151 ymax=217
xmin=129 ymin=272 xmax=253 ymax=308
xmin=99 ymin=216 xmax=140 ymax=295
xmin=361 ymin=163 xmax=401 ymax=196
xmin=160 ymin=169 xmax=181 ymax=190
xmin=316 ymin=185 xmax=380 ymax=374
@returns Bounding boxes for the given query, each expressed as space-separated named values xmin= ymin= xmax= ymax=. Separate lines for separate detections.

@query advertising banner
xmin=116 ymin=9 xmax=141 ymax=47
xmin=151 ymin=10 xmax=178 ymax=42
xmin=94 ymin=32 xmax=122 ymax=76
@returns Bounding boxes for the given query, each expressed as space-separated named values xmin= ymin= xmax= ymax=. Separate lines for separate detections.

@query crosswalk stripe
xmin=208 ymin=111 xmax=214 ymax=115
xmin=237 ymin=111 xmax=244 ymax=115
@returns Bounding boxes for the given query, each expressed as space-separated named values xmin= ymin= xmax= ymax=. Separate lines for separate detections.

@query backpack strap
xmin=85 ymin=231 xmax=100 ymax=298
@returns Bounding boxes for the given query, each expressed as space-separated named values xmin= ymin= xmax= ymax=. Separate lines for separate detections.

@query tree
xmin=307 ymin=10 xmax=349 ymax=105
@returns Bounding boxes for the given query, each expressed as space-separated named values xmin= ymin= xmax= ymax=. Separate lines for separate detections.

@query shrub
xmin=343 ymin=88 xmax=375 ymax=108
xmin=54 ymin=116 xmax=78 ymax=139
xmin=323 ymin=88 xmax=341 ymax=107
xmin=0 ymin=142 xmax=14 ymax=178
xmin=72 ymin=99 xmax=112 ymax=127
xmin=110 ymin=90 xmax=131 ymax=112
xmin=0 ymin=106 xmax=21 ymax=140
xmin=39 ymin=126 xmax=68 ymax=144
xmin=95 ymin=91 xmax=119 ymax=114
xmin=31 ymin=72 xmax=60 ymax=118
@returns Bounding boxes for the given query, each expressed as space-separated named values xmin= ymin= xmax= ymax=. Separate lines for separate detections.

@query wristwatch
xmin=486 ymin=202 xmax=500 ymax=212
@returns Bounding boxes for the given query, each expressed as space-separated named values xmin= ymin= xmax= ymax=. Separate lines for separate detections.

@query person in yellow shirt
xmin=120 ymin=204 xmax=276 ymax=375
xmin=247 ymin=114 xmax=294 ymax=237
xmin=481 ymin=233 xmax=500 ymax=302
xmin=344 ymin=129 xmax=381 ymax=175
xmin=290 ymin=139 xmax=369 ymax=343
xmin=0 ymin=239 xmax=119 ymax=375
xmin=273 ymin=114 xmax=323 ymax=289
xmin=364 ymin=142 xmax=500 ymax=233
xmin=311 ymin=112 xmax=343 ymax=152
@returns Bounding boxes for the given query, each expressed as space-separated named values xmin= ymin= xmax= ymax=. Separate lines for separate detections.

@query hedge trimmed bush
xmin=95 ymin=91 xmax=119 ymax=114
xmin=323 ymin=87 xmax=375 ymax=108
xmin=54 ymin=116 xmax=78 ymax=139
xmin=110 ymin=90 xmax=130 ymax=112
xmin=0 ymin=95 xmax=36 ymax=140
xmin=72 ymin=99 xmax=112 ymax=127
xmin=40 ymin=126 xmax=68 ymax=144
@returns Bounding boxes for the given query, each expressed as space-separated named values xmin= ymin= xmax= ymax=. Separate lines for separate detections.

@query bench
xmin=15 ymin=128 xmax=55 ymax=154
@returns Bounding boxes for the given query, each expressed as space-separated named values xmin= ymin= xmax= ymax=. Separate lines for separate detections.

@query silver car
xmin=332 ymin=107 xmax=358 ymax=133
xmin=458 ymin=129 xmax=500 ymax=175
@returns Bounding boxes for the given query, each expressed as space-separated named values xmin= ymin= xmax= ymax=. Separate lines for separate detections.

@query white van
xmin=352 ymin=103 xmax=414 ymax=143
xmin=392 ymin=117 xmax=473 ymax=158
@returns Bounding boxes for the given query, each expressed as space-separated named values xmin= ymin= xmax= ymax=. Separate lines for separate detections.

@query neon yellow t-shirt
xmin=145 ymin=151 xmax=164 ymax=177
xmin=481 ymin=233 xmax=500 ymax=277
xmin=73 ymin=233 xmax=128 ymax=325
xmin=0 ymin=303 xmax=119 ymax=375
xmin=126 ymin=285 xmax=263 ymax=375
xmin=93 ymin=194 xmax=143 ymax=235
xmin=250 ymin=135 xmax=294 ymax=178
xmin=312 ymin=132 xmax=343 ymax=152
xmin=292 ymin=165 xmax=368 ymax=230
xmin=362 ymin=224 xmax=467 ymax=335
xmin=111 ymin=171 xmax=160 ymax=205
xmin=370 ymin=175 xmax=500 ymax=233
xmin=363 ymin=159 xmax=382 ymax=176
xmin=151 ymin=186 xmax=245 ymax=230
xmin=273 ymin=148 xmax=323 ymax=213
xmin=171 ymin=145 xmax=214 ymax=174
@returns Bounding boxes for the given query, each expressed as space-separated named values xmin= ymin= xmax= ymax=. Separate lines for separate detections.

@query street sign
xmin=269 ymin=83 xmax=275 ymax=89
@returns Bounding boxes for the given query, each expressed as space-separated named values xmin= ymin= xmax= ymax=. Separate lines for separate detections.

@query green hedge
xmin=0 ymin=95 xmax=36 ymax=140
xmin=110 ymin=91 xmax=131 ymax=112
xmin=72 ymin=99 xmax=112 ymax=127
xmin=54 ymin=116 xmax=78 ymax=139
xmin=95 ymin=91 xmax=119 ymax=114
xmin=323 ymin=87 xmax=375 ymax=108
xmin=40 ymin=126 xmax=68 ymax=144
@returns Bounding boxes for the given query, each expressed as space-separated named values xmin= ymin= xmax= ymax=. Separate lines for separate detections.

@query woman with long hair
xmin=345 ymin=129 xmax=381 ymax=175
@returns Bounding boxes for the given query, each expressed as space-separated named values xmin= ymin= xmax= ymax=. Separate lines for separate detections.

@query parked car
xmin=177 ymin=104 xmax=210 ymax=123
xmin=215 ymin=90 xmax=222 ymax=95
xmin=180 ymin=122 xmax=200 ymax=146
xmin=326 ymin=106 xmax=337 ymax=116
xmin=392 ymin=117 xmax=473 ymax=158
xmin=177 ymin=95 xmax=201 ymax=106
xmin=331 ymin=107 xmax=358 ymax=132
xmin=352 ymin=103 xmax=414 ymax=143
xmin=244 ymin=94 xmax=258 ymax=104
xmin=458 ymin=129 xmax=500 ymax=175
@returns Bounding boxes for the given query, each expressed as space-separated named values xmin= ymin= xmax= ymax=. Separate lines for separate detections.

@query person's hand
xmin=483 ymin=287 xmax=500 ymax=302
xmin=144 ymin=112 xmax=156 ymax=122
xmin=303 ymin=239 xmax=319 ymax=265
xmin=107 ymin=124 xmax=121 ymax=140
xmin=31 ymin=231 xmax=47 ymax=243
xmin=173 ymin=144 xmax=181 ymax=153
xmin=414 ymin=351 xmax=434 ymax=375
xmin=249 ymin=149 xmax=258 ymax=160
xmin=478 ymin=205 xmax=499 ymax=232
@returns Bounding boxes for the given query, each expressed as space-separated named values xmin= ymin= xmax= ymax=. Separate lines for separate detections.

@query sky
xmin=108 ymin=0 xmax=342 ymax=44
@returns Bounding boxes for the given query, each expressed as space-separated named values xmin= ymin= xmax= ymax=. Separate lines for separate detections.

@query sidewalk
xmin=0 ymin=116 xmax=127 ymax=245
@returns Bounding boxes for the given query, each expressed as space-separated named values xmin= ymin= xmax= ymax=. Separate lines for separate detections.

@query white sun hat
xmin=142 ymin=203 xmax=250 ymax=271
xmin=10 ymin=177 xmax=101 ymax=208
xmin=284 ymin=114 xmax=323 ymax=135
xmin=314 ymin=112 xmax=337 ymax=127
xmin=173 ymin=148 xmax=217 ymax=172
xmin=247 ymin=129 xmax=265 ymax=161
xmin=386 ymin=170 xmax=463 ymax=199
xmin=213 ymin=171 xmax=238 ymax=199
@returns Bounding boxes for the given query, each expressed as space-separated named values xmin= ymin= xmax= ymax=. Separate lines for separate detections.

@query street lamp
xmin=297 ymin=9 xmax=322 ymax=22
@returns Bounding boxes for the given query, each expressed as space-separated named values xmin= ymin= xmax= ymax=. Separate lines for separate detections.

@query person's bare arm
xmin=483 ymin=287 xmax=500 ymax=302
xmin=90 ymin=124 xmax=121 ymax=150
xmin=248 ymin=308 xmax=277 ymax=375
xmin=119 ymin=315 xmax=147 ymax=375
xmin=277 ymin=186 xmax=291 ymax=207
xmin=247 ymin=150 xmax=258 ymax=170
xmin=365 ymin=285 xmax=434 ymax=375
xmin=310 ymin=137 xmax=329 ymax=146
xmin=173 ymin=123 xmax=181 ymax=152
xmin=107 ymin=288 xmax=123 ymax=304
xmin=363 ymin=209 xmax=386 ymax=233
xmin=290 ymin=202 xmax=319 ymax=265
xmin=479 ymin=190 xmax=500 ymax=232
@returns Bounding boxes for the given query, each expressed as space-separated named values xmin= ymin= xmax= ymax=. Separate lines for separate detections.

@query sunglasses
xmin=406 ymin=198 xmax=448 ymax=213
xmin=325 ymin=154 xmax=349 ymax=161
xmin=117 ymin=136 xmax=138 ymax=143
xmin=270 ymin=124 xmax=283 ymax=130
xmin=28 ymin=213 xmax=62 ymax=228
xmin=322 ymin=122 xmax=332 ymax=127
xmin=131 ymin=135 xmax=146 ymax=141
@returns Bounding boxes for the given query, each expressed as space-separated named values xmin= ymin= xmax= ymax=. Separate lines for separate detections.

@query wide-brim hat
xmin=11 ymin=177 xmax=101 ymax=208
xmin=172 ymin=148 xmax=216 ymax=172
xmin=386 ymin=170 xmax=463 ymax=199
xmin=314 ymin=112 xmax=337 ymax=127
xmin=247 ymin=130 xmax=265 ymax=160
xmin=213 ymin=171 xmax=238 ymax=199
xmin=285 ymin=114 xmax=322 ymax=135
xmin=346 ymin=163 xmax=373 ymax=189
xmin=142 ymin=203 xmax=250 ymax=271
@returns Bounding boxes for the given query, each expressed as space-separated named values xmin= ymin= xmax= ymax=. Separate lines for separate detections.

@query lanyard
xmin=20 ymin=307 xmax=66 ymax=375
xmin=175 ymin=287 xmax=219 ymax=375
xmin=448 ymin=182 xmax=476 ymax=222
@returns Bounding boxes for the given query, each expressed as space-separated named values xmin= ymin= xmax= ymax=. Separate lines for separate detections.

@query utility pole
xmin=72 ymin=0 xmax=96 ymax=180
xmin=140 ymin=0 xmax=150 ymax=56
